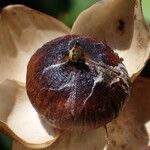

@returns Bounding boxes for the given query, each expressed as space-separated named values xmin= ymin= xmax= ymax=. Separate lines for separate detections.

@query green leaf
xmin=142 ymin=0 xmax=150 ymax=25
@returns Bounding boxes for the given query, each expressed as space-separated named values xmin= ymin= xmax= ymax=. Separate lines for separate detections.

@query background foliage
xmin=0 ymin=0 xmax=149 ymax=149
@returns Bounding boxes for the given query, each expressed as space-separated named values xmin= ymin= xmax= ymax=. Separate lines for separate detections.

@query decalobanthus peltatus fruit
xmin=26 ymin=35 xmax=130 ymax=131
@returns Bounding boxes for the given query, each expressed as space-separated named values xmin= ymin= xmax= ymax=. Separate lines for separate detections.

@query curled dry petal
xmin=0 ymin=4 xmax=70 ymax=83
xmin=0 ymin=4 xmax=70 ymax=148
xmin=71 ymin=0 xmax=150 ymax=80
xmin=0 ymin=80 xmax=61 ymax=149
xmin=107 ymin=77 xmax=150 ymax=150
xmin=13 ymin=127 xmax=107 ymax=150
xmin=12 ymin=77 xmax=150 ymax=150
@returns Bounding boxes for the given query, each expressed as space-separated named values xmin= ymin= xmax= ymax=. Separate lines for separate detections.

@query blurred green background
xmin=0 ymin=0 xmax=149 ymax=149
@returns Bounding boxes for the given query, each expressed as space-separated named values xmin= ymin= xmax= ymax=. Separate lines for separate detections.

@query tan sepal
xmin=0 ymin=5 xmax=70 ymax=83
xmin=0 ymin=80 xmax=61 ymax=149
xmin=107 ymin=77 xmax=150 ymax=149
xmin=71 ymin=0 xmax=150 ymax=81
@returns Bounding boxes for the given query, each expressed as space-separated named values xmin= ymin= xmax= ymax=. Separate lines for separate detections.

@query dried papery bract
xmin=0 ymin=4 xmax=70 ymax=83
xmin=0 ymin=4 xmax=70 ymax=149
xmin=106 ymin=77 xmax=150 ymax=150
xmin=0 ymin=80 xmax=60 ymax=149
xmin=13 ymin=128 xmax=107 ymax=150
xmin=71 ymin=0 xmax=150 ymax=80
xmin=26 ymin=35 xmax=130 ymax=131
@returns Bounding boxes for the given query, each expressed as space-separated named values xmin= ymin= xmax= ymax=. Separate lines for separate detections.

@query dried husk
xmin=0 ymin=80 xmax=61 ymax=149
xmin=71 ymin=0 xmax=150 ymax=80
xmin=0 ymin=5 xmax=70 ymax=83
xmin=0 ymin=4 xmax=70 ymax=149
xmin=106 ymin=77 xmax=150 ymax=150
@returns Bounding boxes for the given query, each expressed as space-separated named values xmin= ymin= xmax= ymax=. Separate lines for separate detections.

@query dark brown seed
xmin=26 ymin=35 xmax=130 ymax=131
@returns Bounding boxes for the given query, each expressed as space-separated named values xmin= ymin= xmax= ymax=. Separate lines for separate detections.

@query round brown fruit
xmin=26 ymin=35 xmax=130 ymax=131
